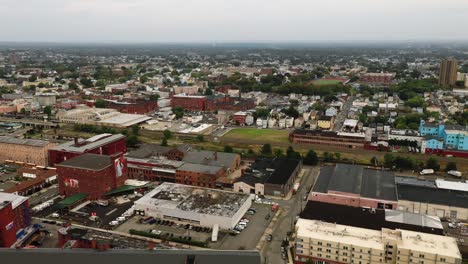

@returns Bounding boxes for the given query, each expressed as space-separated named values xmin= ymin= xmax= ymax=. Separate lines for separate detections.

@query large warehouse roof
xmin=50 ymin=134 xmax=125 ymax=153
xmin=313 ymin=164 xmax=397 ymax=201
xmin=135 ymin=182 xmax=250 ymax=218
xmin=56 ymin=154 xmax=112 ymax=171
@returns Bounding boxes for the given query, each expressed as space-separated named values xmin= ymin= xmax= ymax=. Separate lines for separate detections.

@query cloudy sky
xmin=0 ymin=0 xmax=467 ymax=43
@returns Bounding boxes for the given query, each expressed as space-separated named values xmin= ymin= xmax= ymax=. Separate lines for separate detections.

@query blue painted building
xmin=419 ymin=120 xmax=468 ymax=151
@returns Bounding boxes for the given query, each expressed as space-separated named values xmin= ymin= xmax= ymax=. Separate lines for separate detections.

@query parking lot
xmin=213 ymin=203 xmax=274 ymax=250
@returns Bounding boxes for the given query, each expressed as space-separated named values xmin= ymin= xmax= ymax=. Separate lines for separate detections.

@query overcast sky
xmin=0 ymin=0 xmax=467 ymax=43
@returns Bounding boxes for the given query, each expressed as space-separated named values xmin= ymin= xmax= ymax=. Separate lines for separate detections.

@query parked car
xmin=266 ymin=234 xmax=273 ymax=241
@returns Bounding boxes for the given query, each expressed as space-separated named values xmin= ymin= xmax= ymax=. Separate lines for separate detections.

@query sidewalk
xmin=256 ymin=208 xmax=282 ymax=251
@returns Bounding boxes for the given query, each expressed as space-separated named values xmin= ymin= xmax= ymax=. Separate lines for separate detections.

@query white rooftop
xmin=435 ymin=179 xmax=468 ymax=192
xmin=0 ymin=192 xmax=29 ymax=210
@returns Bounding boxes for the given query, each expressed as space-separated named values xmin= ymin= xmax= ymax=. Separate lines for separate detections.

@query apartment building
xmin=439 ymin=59 xmax=458 ymax=87
xmin=294 ymin=219 xmax=462 ymax=264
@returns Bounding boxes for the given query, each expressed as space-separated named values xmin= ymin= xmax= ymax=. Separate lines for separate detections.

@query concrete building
xmin=234 ymin=157 xmax=302 ymax=196
xmin=294 ymin=219 xmax=462 ymax=264
xmin=396 ymin=177 xmax=468 ymax=221
xmin=290 ymin=129 xmax=369 ymax=149
xmin=439 ymin=59 xmax=458 ymax=86
xmin=309 ymin=164 xmax=398 ymax=209
xmin=134 ymin=182 xmax=252 ymax=229
xmin=48 ymin=134 xmax=126 ymax=166
xmin=56 ymin=106 xmax=151 ymax=128
xmin=0 ymin=136 xmax=57 ymax=166
xmin=0 ymin=192 xmax=31 ymax=247
xmin=56 ymin=153 xmax=128 ymax=200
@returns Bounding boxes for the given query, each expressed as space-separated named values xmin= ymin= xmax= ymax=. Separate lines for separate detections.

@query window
xmin=326 ymin=249 xmax=331 ymax=253
xmin=344 ymin=246 xmax=349 ymax=250
xmin=419 ymin=254 xmax=424 ymax=258
xmin=318 ymin=248 xmax=322 ymax=252
xmin=318 ymin=242 xmax=322 ymax=246
xmin=440 ymin=258 xmax=446 ymax=262
xmin=327 ymin=243 xmax=331 ymax=247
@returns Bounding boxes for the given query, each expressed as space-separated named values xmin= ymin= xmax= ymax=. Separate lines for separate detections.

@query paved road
xmin=261 ymin=166 xmax=320 ymax=264
xmin=333 ymin=96 xmax=355 ymax=132
xmin=29 ymin=185 xmax=59 ymax=206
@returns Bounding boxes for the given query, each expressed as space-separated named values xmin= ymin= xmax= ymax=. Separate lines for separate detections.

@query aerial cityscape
xmin=0 ymin=1 xmax=467 ymax=264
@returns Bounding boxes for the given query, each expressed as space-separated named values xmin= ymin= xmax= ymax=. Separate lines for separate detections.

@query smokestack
xmin=74 ymin=137 xmax=79 ymax=146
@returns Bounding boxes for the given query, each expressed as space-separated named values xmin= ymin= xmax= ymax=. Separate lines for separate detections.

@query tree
xmin=140 ymin=75 xmax=148 ymax=83
xmin=323 ymin=152 xmax=334 ymax=162
xmin=383 ymin=154 xmax=395 ymax=168
xmin=38 ymin=82 xmax=46 ymax=88
xmin=43 ymin=106 xmax=52 ymax=117
xmin=126 ymin=135 xmax=139 ymax=148
xmin=95 ymin=99 xmax=107 ymax=108
xmin=132 ymin=125 xmax=140 ymax=136
xmin=425 ymin=157 xmax=440 ymax=171
xmin=286 ymin=146 xmax=301 ymax=160
xmin=445 ymin=162 xmax=457 ymax=172
xmin=95 ymin=80 xmax=105 ymax=88
xmin=163 ymin=129 xmax=172 ymax=139
xmin=224 ymin=145 xmax=234 ymax=153
xmin=150 ymin=94 xmax=159 ymax=101
xmin=161 ymin=138 xmax=168 ymax=146
xmin=204 ymin=88 xmax=213 ymax=95
xmin=68 ymin=82 xmax=79 ymax=90
xmin=196 ymin=135 xmax=204 ymax=142
xmin=334 ymin=152 xmax=341 ymax=161
xmin=28 ymin=75 xmax=37 ymax=82
xmin=261 ymin=144 xmax=272 ymax=155
xmin=303 ymin=150 xmax=319 ymax=165
xmin=80 ymin=77 xmax=94 ymax=88
xmin=172 ymin=107 xmax=184 ymax=119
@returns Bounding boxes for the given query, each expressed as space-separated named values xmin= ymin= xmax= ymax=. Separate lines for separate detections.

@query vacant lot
xmin=222 ymin=128 xmax=289 ymax=144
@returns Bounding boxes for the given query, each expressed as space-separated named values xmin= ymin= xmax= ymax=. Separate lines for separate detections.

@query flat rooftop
xmin=300 ymin=201 xmax=443 ymax=235
xmin=51 ymin=134 xmax=125 ymax=153
xmin=56 ymin=153 xmax=113 ymax=171
xmin=177 ymin=163 xmax=222 ymax=174
xmin=99 ymin=113 xmax=152 ymax=127
xmin=313 ymin=164 xmax=397 ymax=201
xmin=135 ymin=182 xmax=250 ymax=218
xmin=0 ymin=192 xmax=28 ymax=210
xmin=296 ymin=219 xmax=461 ymax=259
xmin=0 ymin=136 xmax=51 ymax=147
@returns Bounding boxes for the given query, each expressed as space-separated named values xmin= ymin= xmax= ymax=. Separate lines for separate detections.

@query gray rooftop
xmin=177 ymin=163 xmax=223 ymax=174
xmin=56 ymin=153 xmax=112 ymax=171
xmin=50 ymin=134 xmax=125 ymax=153
xmin=182 ymin=150 xmax=238 ymax=169
xmin=313 ymin=164 xmax=397 ymax=201
xmin=0 ymin=136 xmax=51 ymax=147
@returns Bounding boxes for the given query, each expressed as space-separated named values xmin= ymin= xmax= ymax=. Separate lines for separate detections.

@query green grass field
xmin=312 ymin=79 xmax=342 ymax=85
xmin=222 ymin=128 xmax=289 ymax=143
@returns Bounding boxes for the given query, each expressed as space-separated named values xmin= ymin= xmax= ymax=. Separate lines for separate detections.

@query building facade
xmin=56 ymin=153 xmax=128 ymax=200
xmin=0 ymin=193 xmax=31 ymax=248
xmin=439 ymin=59 xmax=458 ymax=86
xmin=294 ymin=219 xmax=462 ymax=264
xmin=48 ymin=134 xmax=126 ymax=166
xmin=0 ymin=136 xmax=57 ymax=166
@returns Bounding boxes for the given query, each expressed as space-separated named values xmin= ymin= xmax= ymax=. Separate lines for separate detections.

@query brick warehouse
xmin=56 ymin=153 xmax=128 ymax=200
xmin=106 ymin=99 xmax=158 ymax=114
xmin=0 ymin=136 xmax=57 ymax=166
xmin=48 ymin=134 xmax=126 ymax=166
xmin=0 ymin=192 xmax=31 ymax=247
xmin=170 ymin=94 xmax=207 ymax=111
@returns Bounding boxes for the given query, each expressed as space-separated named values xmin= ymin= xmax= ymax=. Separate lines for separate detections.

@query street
xmin=333 ymin=96 xmax=355 ymax=132
xmin=29 ymin=185 xmax=59 ymax=206
xmin=261 ymin=166 xmax=319 ymax=264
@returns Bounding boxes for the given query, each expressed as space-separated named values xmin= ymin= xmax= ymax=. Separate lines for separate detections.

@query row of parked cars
xmin=232 ymin=208 xmax=256 ymax=234
xmin=139 ymin=217 xmax=213 ymax=233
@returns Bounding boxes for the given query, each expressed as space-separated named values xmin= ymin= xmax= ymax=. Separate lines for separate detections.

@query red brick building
xmin=170 ymin=95 xmax=207 ymax=111
xmin=359 ymin=73 xmax=395 ymax=85
xmin=106 ymin=99 xmax=158 ymax=114
xmin=175 ymin=163 xmax=225 ymax=188
xmin=0 ymin=193 xmax=31 ymax=247
xmin=232 ymin=112 xmax=248 ymax=125
xmin=56 ymin=153 xmax=128 ymax=200
xmin=48 ymin=134 xmax=126 ymax=166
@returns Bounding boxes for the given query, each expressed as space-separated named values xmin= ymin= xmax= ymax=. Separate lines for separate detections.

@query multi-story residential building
xmin=0 ymin=136 xmax=57 ymax=166
xmin=48 ymin=134 xmax=126 ymax=166
xmin=419 ymin=120 xmax=468 ymax=152
xmin=439 ymin=59 xmax=458 ymax=86
xmin=294 ymin=219 xmax=462 ymax=264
